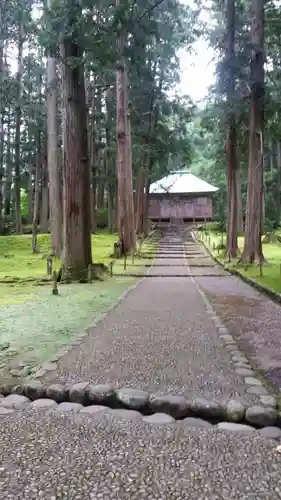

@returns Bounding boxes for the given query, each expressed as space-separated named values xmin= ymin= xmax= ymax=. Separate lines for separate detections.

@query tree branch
xmin=137 ymin=0 xmax=166 ymax=23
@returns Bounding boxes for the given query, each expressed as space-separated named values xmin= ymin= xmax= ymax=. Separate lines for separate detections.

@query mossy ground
xmin=199 ymin=227 xmax=281 ymax=293
xmin=0 ymin=231 xmax=158 ymax=383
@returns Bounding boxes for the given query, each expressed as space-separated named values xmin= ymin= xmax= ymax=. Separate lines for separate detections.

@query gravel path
xmin=2 ymin=226 xmax=281 ymax=498
xmin=187 ymin=234 xmax=281 ymax=391
xmin=39 ymin=227 xmax=260 ymax=404
xmin=1 ymin=408 xmax=281 ymax=499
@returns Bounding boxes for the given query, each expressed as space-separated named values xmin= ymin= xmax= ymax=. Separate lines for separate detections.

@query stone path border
xmin=1 ymin=390 xmax=281 ymax=440
xmin=23 ymin=234 xmax=162 ymax=380
xmin=1 ymin=381 xmax=280 ymax=432
xmin=184 ymin=236 xmax=277 ymax=408
xmin=195 ymin=231 xmax=281 ymax=306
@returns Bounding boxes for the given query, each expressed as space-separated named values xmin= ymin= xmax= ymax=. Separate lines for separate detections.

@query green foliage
xmin=96 ymin=208 xmax=109 ymax=229
xmin=20 ymin=189 xmax=28 ymax=219
xmin=203 ymin=227 xmax=281 ymax=294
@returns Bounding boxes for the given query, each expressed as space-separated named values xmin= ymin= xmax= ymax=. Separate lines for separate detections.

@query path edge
xmin=193 ymin=231 xmax=281 ymax=307
xmin=31 ymin=243 xmax=159 ymax=379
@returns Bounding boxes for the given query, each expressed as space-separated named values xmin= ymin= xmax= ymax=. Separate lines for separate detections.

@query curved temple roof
xmin=149 ymin=170 xmax=218 ymax=194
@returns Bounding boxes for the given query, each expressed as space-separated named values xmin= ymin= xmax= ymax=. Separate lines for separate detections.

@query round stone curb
xmin=30 ymin=260 xmax=155 ymax=380
xmin=1 ymin=382 xmax=281 ymax=437
xmin=2 ymin=393 xmax=281 ymax=440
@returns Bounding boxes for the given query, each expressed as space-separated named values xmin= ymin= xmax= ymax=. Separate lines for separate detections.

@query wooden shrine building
xmin=148 ymin=170 xmax=218 ymax=222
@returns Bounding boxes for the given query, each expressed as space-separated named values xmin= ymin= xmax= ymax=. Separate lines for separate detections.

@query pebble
xmin=24 ymin=380 xmax=45 ymax=400
xmin=259 ymin=427 xmax=281 ymax=439
xmin=217 ymin=422 xmax=256 ymax=433
xmin=57 ymin=402 xmax=83 ymax=412
xmin=191 ymin=397 xmax=224 ymax=419
xmin=244 ymin=377 xmax=263 ymax=386
xmin=149 ymin=394 xmax=191 ymax=418
xmin=235 ymin=368 xmax=254 ymax=376
xmin=111 ymin=409 xmax=142 ymax=420
xmin=0 ymin=407 xmax=15 ymax=414
xmin=142 ymin=413 xmax=175 ymax=424
xmin=260 ymin=395 xmax=276 ymax=408
xmin=31 ymin=399 xmax=58 ymax=409
xmin=34 ymin=369 xmax=46 ymax=378
xmin=226 ymin=399 xmax=245 ymax=422
xmin=181 ymin=417 xmax=212 ymax=428
xmin=80 ymin=405 xmax=110 ymax=414
xmin=116 ymin=388 xmax=149 ymax=410
xmin=46 ymin=384 xmax=68 ymax=403
xmin=86 ymin=384 xmax=115 ymax=405
xmin=220 ymin=334 xmax=235 ymax=344
xmin=247 ymin=386 xmax=268 ymax=395
xmin=41 ymin=362 xmax=57 ymax=371
xmin=2 ymin=394 xmax=30 ymax=409
xmin=69 ymin=382 xmax=89 ymax=404
xmin=246 ymin=405 xmax=278 ymax=427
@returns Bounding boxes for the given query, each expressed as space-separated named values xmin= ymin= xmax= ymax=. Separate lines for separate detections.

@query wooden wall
xmin=148 ymin=194 xmax=213 ymax=219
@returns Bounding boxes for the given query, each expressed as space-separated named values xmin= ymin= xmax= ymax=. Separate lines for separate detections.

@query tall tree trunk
xmin=226 ymin=0 xmax=238 ymax=258
xmin=0 ymin=113 xmax=4 ymax=233
xmin=124 ymin=71 xmax=135 ymax=248
xmin=135 ymin=166 xmax=145 ymax=234
xmin=60 ymin=13 xmax=92 ymax=280
xmin=95 ymin=86 xmax=105 ymax=210
xmin=241 ymin=0 xmax=265 ymax=263
xmin=236 ymin=165 xmax=244 ymax=233
xmin=14 ymin=20 xmax=24 ymax=234
xmin=115 ymin=15 xmax=135 ymax=254
xmin=143 ymin=179 xmax=150 ymax=237
xmin=32 ymin=134 xmax=41 ymax=253
xmin=27 ymin=160 xmax=33 ymax=224
xmin=107 ymin=186 xmax=114 ymax=233
xmin=0 ymin=14 xmax=4 ymax=233
xmin=40 ymin=163 xmax=49 ymax=233
xmin=4 ymin=110 xmax=12 ymax=216
xmin=89 ymin=81 xmax=97 ymax=232
xmin=47 ymin=23 xmax=63 ymax=256
xmin=275 ymin=140 xmax=281 ymax=224
xmin=104 ymin=88 xmax=115 ymax=232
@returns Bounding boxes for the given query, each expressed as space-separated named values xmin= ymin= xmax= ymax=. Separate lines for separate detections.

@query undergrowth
xmin=199 ymin=228 xmax=281 ymax=293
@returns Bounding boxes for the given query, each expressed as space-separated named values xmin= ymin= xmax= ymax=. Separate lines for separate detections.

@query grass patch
xmin=0 ymin=230 xmax=159 ymax=382
xmin=0 ymin=231 xmax=118 ymax=282
xmin=198 ymin=228 xmax=281 ymax=293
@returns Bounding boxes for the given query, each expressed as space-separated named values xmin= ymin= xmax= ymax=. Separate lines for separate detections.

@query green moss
xmin=0 ymin=231 xmax=158 ymax=380
xmin=0 ymin=232 xmax=119 ymax=281
xmin=0 ymin=279 xmax=137 ymax=375
xmin=199 ymin=229 xmax=281 ymax=293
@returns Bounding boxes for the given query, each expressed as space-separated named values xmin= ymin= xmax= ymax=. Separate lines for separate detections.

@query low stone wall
xmin=1 ymin=380 xmax=281 ymax=440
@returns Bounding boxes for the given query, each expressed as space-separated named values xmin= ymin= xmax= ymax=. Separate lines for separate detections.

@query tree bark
xmin=115 ymin=15 xmax=135 ymax=254
xmin=14 ymin=20 xmax=24 ymax=234
xmin=236 ymin=165 xmax=244 ymax=233
xmin=0 ymin=113 xmax=4 ymax=233
xmin=32 ymin=134 xmax=41 ymax=253
xmin=95 ymin=86 xmax=105 ymax=210
xmin=47 ymin=21 xmax=63 ymax=256
xmin=40 ymin=163 xmax=49 ymax=233
xmin=60 ymin=21 xmax=92 ymax=281
xmin=143 ymin=179 xmax=150 ymax=237
xmin=3 ymin=109 xmax=12 ymax=217
xmin=276 ymin=141 xmax=281 ymax=219
xmin=240 ymin=0 xmax=265 ymax=263
xmin=135 ymin=166 xmax=145 ymax=234
xmin=226 ymin=0 xmax=238 ymax=258
xmin=27 ymin=160 xmax=33 ymax=224
xmin=0 ymin=14 xmax=4 ymax=233
xmin=89 ymin=81 xmax=97 ymax=232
